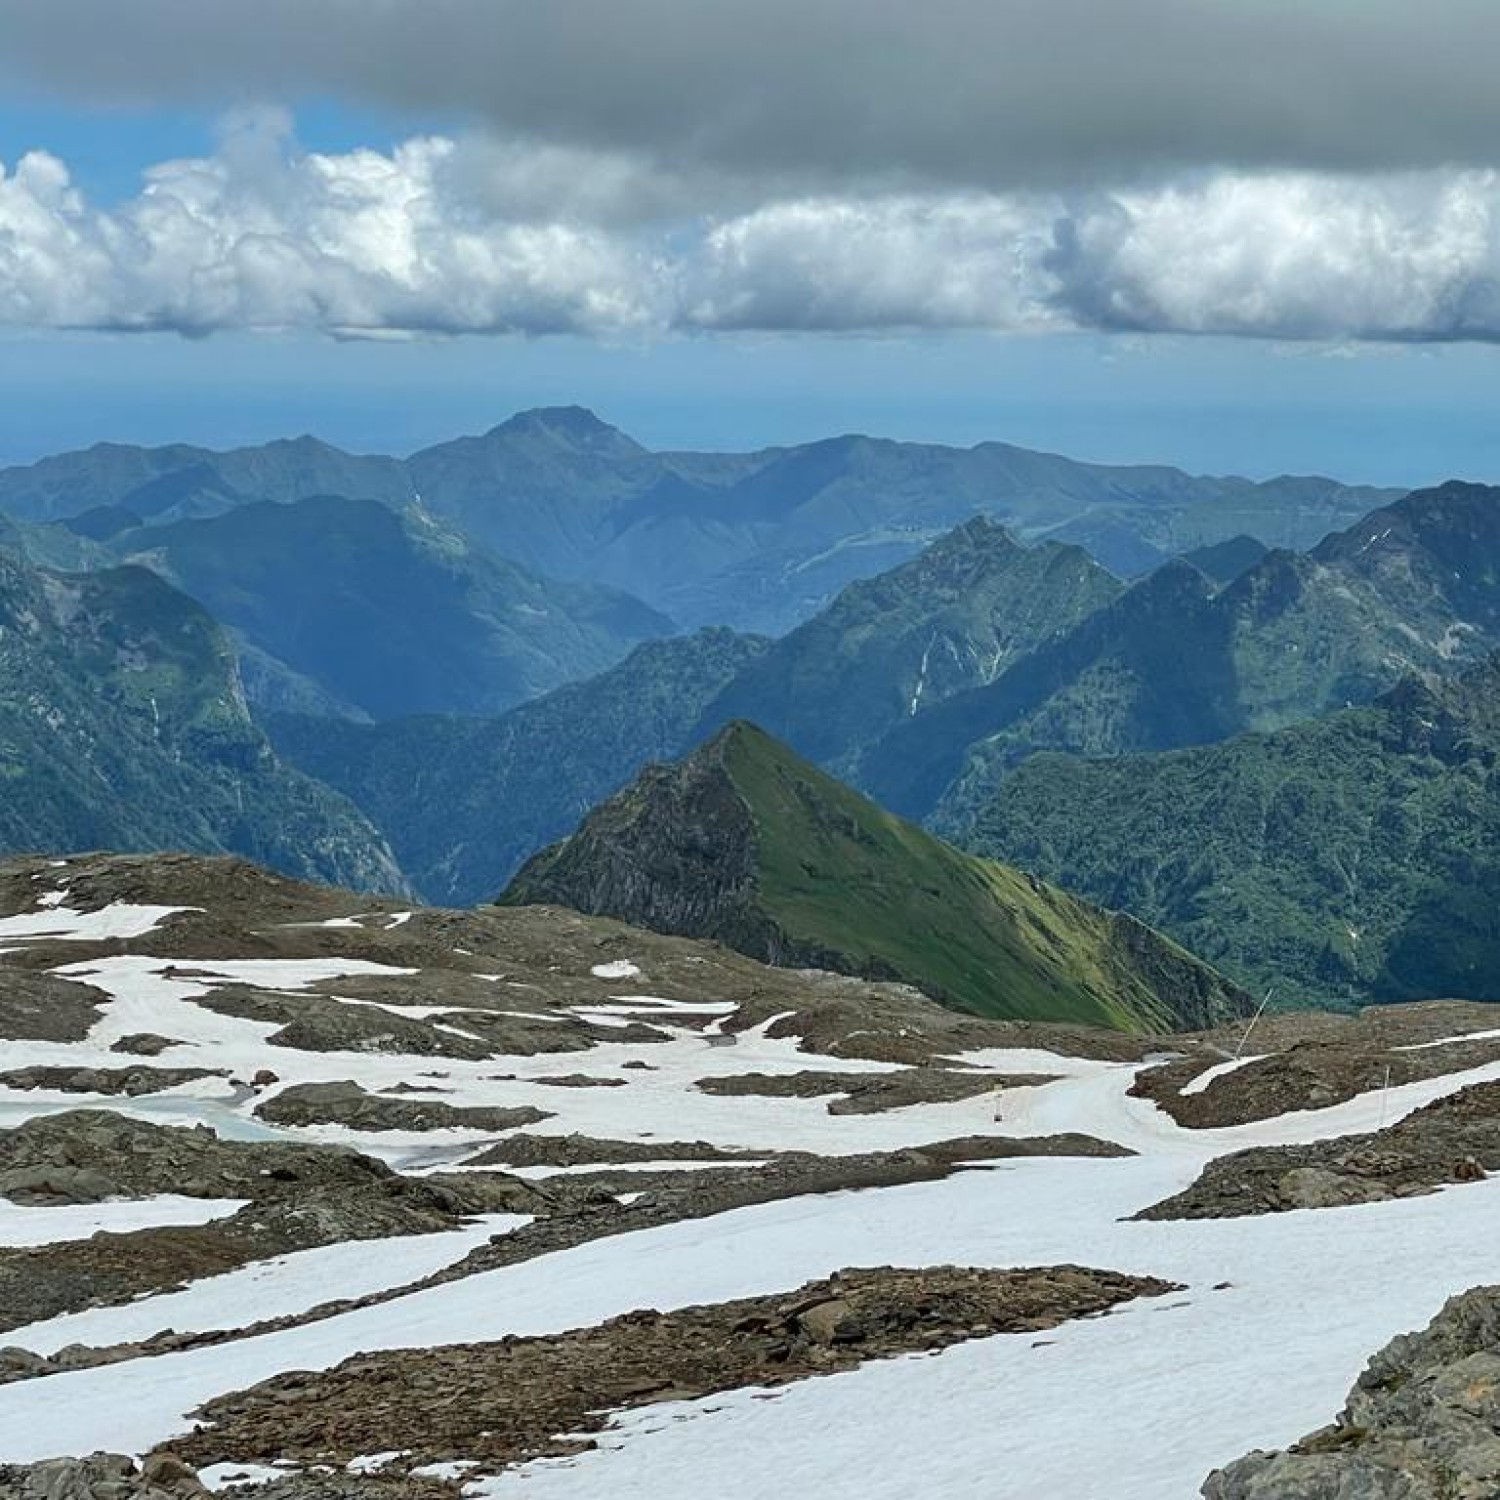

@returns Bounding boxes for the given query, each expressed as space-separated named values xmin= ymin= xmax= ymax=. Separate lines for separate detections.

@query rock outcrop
xmin=1204 ymin=1284 xmax=1500 ymax=1498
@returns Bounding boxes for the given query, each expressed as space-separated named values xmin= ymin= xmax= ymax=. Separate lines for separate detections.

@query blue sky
xmin=6 ymin=4 xmax=1500 ymax=483
xmin=5 ymin=322 xmax=1499 ymax=489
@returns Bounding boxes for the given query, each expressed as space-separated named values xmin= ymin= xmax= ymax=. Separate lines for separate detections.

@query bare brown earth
xmin=0 ymin=972 xmax=108 ymax=1042
xmin=1131 ymin=1000 xmax=1500 ymax=1128
xmin=167 ymin=1265 xmax=1177 ymax=1480
xmin=1140 ymin=1078 xmax=1500 ymax=1220
xmin=254 ymin=1080 xmax=551 ymax=1134
xmin=0 ymin=853 xmax=1155 ymax=1067
xmin=694 ymin=1066 xmax=1053 ymax=1113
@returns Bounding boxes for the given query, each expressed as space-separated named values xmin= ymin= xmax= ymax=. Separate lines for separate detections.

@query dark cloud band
xmin=5 ymin=1 xmax=1500 ymax=190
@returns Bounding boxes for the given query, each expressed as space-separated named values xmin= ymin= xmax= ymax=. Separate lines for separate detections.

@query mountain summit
xmin=500 ymin=721 xmax=1245 ymax=1031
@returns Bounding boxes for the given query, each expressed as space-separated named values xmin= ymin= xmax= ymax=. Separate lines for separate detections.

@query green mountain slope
xmin=267 ymin=627 xmax=769 ymax=905
xmin=962 ymin=658 xmax=1500 ymax=1009
xmin=113 ymin=495 xmax=669 ymax=720
xmin=0 ymin=552 xmax=404 ymax=891
xmin=695 ymin=517 xmax=1123 ymax=774
xmin=866 ymin=482 xmax=1500 ymax=822
xmin=500 ymin=722 xmax=1245 ymax=1031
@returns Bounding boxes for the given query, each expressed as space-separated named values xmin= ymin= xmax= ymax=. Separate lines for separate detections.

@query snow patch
xmin=591 ymin=960 xmax=641 ymax=980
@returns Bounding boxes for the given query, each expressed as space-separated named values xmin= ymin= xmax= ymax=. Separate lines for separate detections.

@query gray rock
xmin=1204 ymin=1284 xmax=1500 ymax=1498
xmin=1277 ymin=1167 xmax=1393 ymax=1210
xmin=0 ymin=1165 xmax=116 ymax=1205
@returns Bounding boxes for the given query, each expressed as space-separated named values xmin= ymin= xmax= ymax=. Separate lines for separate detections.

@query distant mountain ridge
xmin=694 ymin=516 xmax=1123 ymax=776
xmin=267 ymin=517 xmax=1130 ymax=899
xmin=268 ymin=627 xmax=770 ymax=904
xmin=0 ymin=407 xmax=1402 ymax=635
xmin=501 ymin=721 xmax=1247 ymax=1032
xmin=863 ymin=481 xmax=1500 ymax=822
xmin=108 ymin=494 xmax=670 ymax=720
xmin=0 ymin=550 xmax=404 ymax=891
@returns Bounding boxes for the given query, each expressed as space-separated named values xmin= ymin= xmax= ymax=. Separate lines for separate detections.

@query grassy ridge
xmin=719 ymin=723 xmax=1237 ymax=1029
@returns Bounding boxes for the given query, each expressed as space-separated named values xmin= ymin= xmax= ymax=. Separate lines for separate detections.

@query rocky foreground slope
xmin=0 ymin=852 xmax=1498 ymax=1498
xmin=1205 ymin=1284 xmax=1500 ymax=1498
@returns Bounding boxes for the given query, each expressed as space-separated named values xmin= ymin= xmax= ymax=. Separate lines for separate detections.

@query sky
xmin=4 ymin=0 xmax=1500 ymax=483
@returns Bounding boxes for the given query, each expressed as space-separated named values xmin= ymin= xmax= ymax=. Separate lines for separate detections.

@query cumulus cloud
xmin=5 ymin=1 xmax=1500 ymax=193
xmin=1053 ymin=171 xmax=1500 ymax=341
xmin=0 ymin=115 xmax=665 ymax=337
xmin=7 ymin=120 xmax=1500 ymax=343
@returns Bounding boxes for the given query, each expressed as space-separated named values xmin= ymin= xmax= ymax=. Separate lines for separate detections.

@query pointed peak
xmin=934 ymin=514 xmax=1022 ymax=551
xmin=1135 ymin=555 xmax=1217 ymax=596
xmin=699 ymin=717 xmax=778 ymax=759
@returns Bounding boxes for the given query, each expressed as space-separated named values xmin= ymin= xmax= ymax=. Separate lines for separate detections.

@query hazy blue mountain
xmin=111 ymin=495 xmax=671 ymax=721
xmin=409 ymin=413 xmax=1398 ymax=631
xmin=269 ymin=519 xmax=1122 ymax=901
xmin=695 ymin=516 xmax=1123 ymax=773
xmin=0 ymin=551 xmax=404 ymax=891
xmin=266 ymin=627 xmax=769 ymax=904
xmin=864 ymin=482 xmax=1500 ymax=822
xmin=963 ymin=657 xmax=1500 ymax=1009
xmin=0 ymin=436 xmax=410 ymax=525
xmin=0 ymin=408 xmax=1401 ymax=635
xmin=1180 ymin=534 xmax=1269 ymax=584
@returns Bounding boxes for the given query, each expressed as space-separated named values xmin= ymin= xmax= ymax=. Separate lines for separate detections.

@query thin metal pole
xmin=1234 ymin=989 xmax=1275 ymax=1061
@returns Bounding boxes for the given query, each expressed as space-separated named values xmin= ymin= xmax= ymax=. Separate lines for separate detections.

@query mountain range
xmin=961 ymin=656 xmax=1500 ymax=1009
xmin=0 ymin=405 xmax=1398 ymax=635
xmin=863 ymin=481 xmax=1500 ymax=823
xmin=107 ymin=494 xmax=669 ymax=720
xmin=4 ymin=411 xmax=1500 ymax=1020
xmin=267 ymin=627 xmax=770 ymax=905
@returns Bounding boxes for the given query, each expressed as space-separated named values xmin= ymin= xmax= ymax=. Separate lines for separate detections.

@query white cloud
xmin=6 ymin=120 xmax=1500 ymax=344
xmin=1054 ymin=171 xmax=1500 ymax=340
xmin=688 ymin=196 xmax=1060 ymax=332
xmin=0 ymin=115 xmax=664 ymax=338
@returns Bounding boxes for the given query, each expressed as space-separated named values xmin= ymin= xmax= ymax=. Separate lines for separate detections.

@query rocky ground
xmin=1203 ymin=1284 xmax=1500 ymax=1498
xmin=1131 ymin=1001 xmax=1500 ymax=1127
xmin=0 ymin=1112 xmax=544 ymax=1334
xmin=4 ymin=853 xmax=1500 ymax=1499
xmin=1140 ymin=1079 xmax=1500 ymax=1220
xmin=170 ymin=1265 xmax=1176 ymax=1481
xmin=693 ymin=1065 xmax=1049 ymax=1112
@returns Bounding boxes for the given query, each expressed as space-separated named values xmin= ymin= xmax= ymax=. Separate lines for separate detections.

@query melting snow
xmin=1179 ymin=1055 xmax=1265 ymax=1095
xmin=5 ymin=1214 xmax=531 ymax=1356
xmin=591 ymin=960 xmax=641 ymax=980
xmin=0 ymin=1196 xmax=249 ymax=1248
xmin=0 ymin=903 xmax=195 ymax=945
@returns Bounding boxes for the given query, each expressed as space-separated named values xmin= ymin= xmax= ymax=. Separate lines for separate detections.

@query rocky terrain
xmin=0 ymin=851 xmax=1499 ymax=1499
xmin=1130 ymin=1001 xmax=1500 ymax=1127
xmin=1140 ymin=1078 xmax=1500 ymax=1220
xmin=168 ymin=1265 xmax=1175 ymax=1480
xmin=1204 ymin=1284 xmax=1500 ymax=1498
